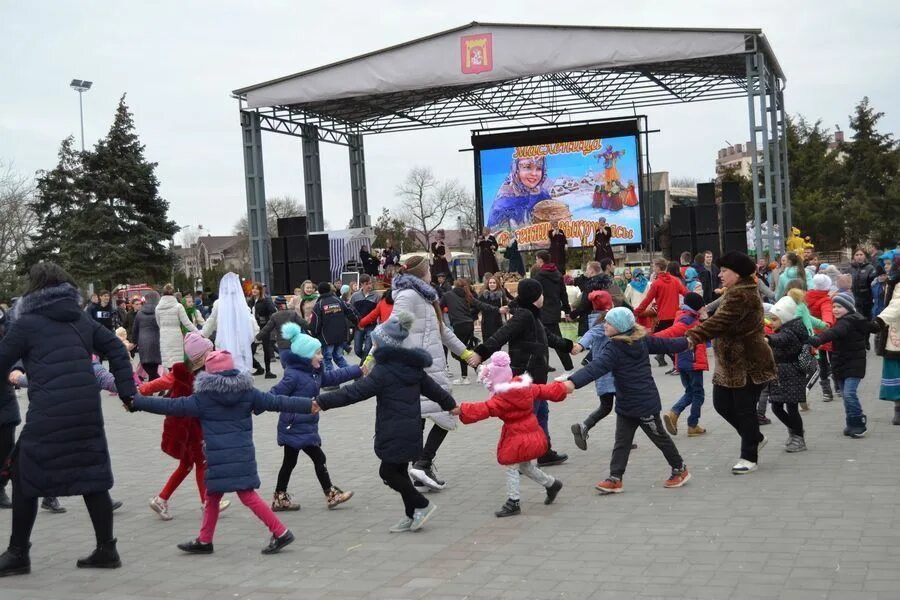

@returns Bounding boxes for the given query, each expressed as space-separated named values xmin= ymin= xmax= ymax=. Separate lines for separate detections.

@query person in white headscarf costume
xmin=201 ymin=273 xmax=259 ymax=373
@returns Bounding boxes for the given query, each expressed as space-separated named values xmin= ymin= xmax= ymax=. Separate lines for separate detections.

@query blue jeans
xmin=353 ymin=327 xmax=373 ymax=360
xmin=322 ymin=343 xmax=348 ymax=371
xmin=533 ymin=400 xmax=550 ymax=443
xmin=672 ymin=370 xmax=705 ymax=427
xmin=838 ymin=377 xmax=862 ymax=418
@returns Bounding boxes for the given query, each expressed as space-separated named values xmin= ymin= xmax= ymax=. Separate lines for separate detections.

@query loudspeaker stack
xmin=269 ymin=216 xmax=330 ymax=295
xmin=720 ymin=182 xmax=747 ymax=255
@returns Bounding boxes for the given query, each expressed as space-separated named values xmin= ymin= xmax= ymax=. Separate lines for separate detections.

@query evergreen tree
xmin=83 ymin=95 xmax=178 ymax=286
xmin=842 ymin=97 xmax=900 ymax=248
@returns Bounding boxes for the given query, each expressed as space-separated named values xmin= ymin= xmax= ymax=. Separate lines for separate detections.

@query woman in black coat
xmin=0 ymin=263 xmax=137 ymax=577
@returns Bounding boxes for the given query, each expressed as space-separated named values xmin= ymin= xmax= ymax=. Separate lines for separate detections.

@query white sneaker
xmin=149 ymin=496 xmax=173 ymax=521
xmin=410 ymin=503 xmax=437 ymax=531
xmin=732 ymin=459 xmax=758 ymax=475
xmin=460 ymin=377 xmax=471 ymax=385
xmin=219 ymin=499 xmax=231 ymax=512
xmin=451 ymin=378 xmax=462 ymax=385
xmin=758 ymin=435 xmax=768 ymax=451
xmin=563 ymin=370 xmax=575 ymax=377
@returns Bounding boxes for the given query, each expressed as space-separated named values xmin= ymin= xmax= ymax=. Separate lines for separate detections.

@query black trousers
xmin=0 ymin=423 xmax=15 ymax=489
xmin=275 ymin=445 xmax=333 ymax=493
xmin=379 ymin=461 xmax=428 ymax=518
xmin=451 ymin=322 xmax=474 ymax=377
xmin=770 ymin=402 xmax=804 ymax=436
xmin=251 ymin=340 xmax=274 ymax=373
xmin=142 ymin=362 xmax=160 ymax=381
xmin=543 ymin=322 xmax=573 ymax=370
xmin=10 ymin=471 xmax=113 ymax=549
xmin=418 ymin=419 xmax=448 ymax=465
xmin=713 ymin=382 xmax=765 ymax=463
xmin=609 ymin=413 xmax=683 ymax=479
xmin=584 ymin=393 xmax=615 ymax=431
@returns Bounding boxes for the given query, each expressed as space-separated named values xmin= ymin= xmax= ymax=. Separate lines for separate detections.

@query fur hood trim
xmin=392 ymin=274 xmax=438 ymax=302
xmin=12 ymin=283 xmax=81 ymax=319
xmin=193 ymin=370 xmax=255 ymax=397
xmin=372 ymin=344 xmax=433 ymax=368
xmin=610 ymin=324 xmax=647 ymax=344
xmin=492 ymin=373 xmax=533 ymax=393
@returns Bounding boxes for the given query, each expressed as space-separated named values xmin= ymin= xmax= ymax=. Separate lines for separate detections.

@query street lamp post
xmin=69 ymin=79 xmax=93 ymax=151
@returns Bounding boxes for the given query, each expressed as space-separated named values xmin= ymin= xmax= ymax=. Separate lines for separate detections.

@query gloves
xmin=120 ymin=396 xmax=136 ymax=413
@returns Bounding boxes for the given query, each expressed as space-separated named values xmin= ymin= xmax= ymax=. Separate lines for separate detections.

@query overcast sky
xmin=2 ymin=1 xmax=897 ymax=242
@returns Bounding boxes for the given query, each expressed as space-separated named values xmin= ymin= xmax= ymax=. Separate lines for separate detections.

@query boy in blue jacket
xmin=269 ymin=323 xmax=359 ymax=512
xmin=562 ymin=307 xmax=691 ymax=494
xmin=132 ymin=350 xmax=315 ymax=556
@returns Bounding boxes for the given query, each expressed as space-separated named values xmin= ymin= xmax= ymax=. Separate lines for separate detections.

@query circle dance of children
xmin=0 ymin=246 xmax=898 ymax=576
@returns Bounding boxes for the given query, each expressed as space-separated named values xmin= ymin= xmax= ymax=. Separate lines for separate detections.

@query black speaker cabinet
xmin=723 ymin=230 xmax=749 ymax=255
xmin=695 ymin=233 xmax=721 ymax=258
xmin=277 ymin=216 xmax=308 ymax=238
xmin=670 ymin=235 xmax=695 ymax=260
xmin=697 ymin=182 xmax=716 ymax=205
xmin=271 ymin=263 xmax=289 ymax=296
xmin=285 ymin=235 xmax=308 ymax=261
xmin=307 ymin=234 xmax=330 ymax=261
xmin=693 ymin=205 xmax=719 ymax=235
xmin=308 ymin=260 xmax=332 ymax=284
xmin=669 ymin=206 xmax=695 ymax=237
xmin=287 ymin=262 xmax=309 ymax=287
xmin=270 ymin=237 xmax=288 ymax=264
xmin=721 ymin=181 xmax=741 ymax=205
xmin=721 ymin=203 xmax=746 ymax=233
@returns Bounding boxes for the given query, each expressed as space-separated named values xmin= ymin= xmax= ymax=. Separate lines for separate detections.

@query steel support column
xmin=767 ymin=66 xmax=786 ymax=256
xmin=348 ymin=134 xmax=370 ymax=228
xmin=776 ymin=89 xmax=793 ymax=236
xmin=301 ymin=124 xmax=325 ymax=232
xmin=241 ymin=111 xmax=270 ymax=286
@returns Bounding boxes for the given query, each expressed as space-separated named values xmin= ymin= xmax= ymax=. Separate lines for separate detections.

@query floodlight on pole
xmin=69 ymin=79 xmax=93 ymax=151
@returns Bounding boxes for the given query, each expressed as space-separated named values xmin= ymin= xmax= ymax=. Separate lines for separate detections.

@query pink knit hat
xmin=204 ymin=350 xmax=235 ymax=374
xmin=477 ymin=351 xmax=513 ymax=393
xmin=183 ymin=332 xmax=214 ymax=369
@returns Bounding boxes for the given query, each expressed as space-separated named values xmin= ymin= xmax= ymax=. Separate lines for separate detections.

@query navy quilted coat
xmin=270 ymin=352 xmax=361 ymax=449
xmin=0 ymin=284 xmax=136 ymax=498
xmin=134 ymin=370 xmax=312 ymax=493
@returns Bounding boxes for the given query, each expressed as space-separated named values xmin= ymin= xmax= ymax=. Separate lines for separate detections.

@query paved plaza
xmin=1 ymin=350 xmax=898 ymax=600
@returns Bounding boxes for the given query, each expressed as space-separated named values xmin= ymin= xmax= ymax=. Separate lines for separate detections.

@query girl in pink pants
xmin=133 ymin=350 xmax=317 ymax=555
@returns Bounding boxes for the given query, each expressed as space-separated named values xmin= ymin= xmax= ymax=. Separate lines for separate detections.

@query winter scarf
xmin=182 ymin=300 xmax=199 ymax=323
xmin=629 ymin=269 xmax=649 ymax=294
xmin=392 ymin=273 xmax=438 ymax=302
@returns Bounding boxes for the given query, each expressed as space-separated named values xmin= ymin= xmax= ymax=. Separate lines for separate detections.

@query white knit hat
xmin=769 ymin=296 xmax=797 ymax=323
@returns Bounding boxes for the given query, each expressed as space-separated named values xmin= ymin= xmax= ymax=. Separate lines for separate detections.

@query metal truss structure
xmin=235 ymin=26 xmax=788 ymax=285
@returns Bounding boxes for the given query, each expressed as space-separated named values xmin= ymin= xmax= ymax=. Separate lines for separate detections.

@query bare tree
xmin=0 ymin=161 xmax=37 ymax=297
xmin=234 ymin=195 xmax=306 ymax=238
xmin=670 ymin=176 xmax=700 ymax=189
xmin=396 ymin=167 xmax=467 ymax=250
xmin=455 ymin=190 xmax=479 ymax=239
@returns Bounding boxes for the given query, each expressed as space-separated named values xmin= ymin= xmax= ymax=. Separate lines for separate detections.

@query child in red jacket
xmin=657 ymin=293 xmax=709 ymax=437
xmin=635 ymin=259 xmax=687 ymax=368
xmin=458 ymin=352 xmax=568 ymax=517
xmin=808 ymin=274 xmax=839 ymax=400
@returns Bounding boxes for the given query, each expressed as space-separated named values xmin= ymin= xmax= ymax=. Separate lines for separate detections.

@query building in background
xmin=715 ymin=142 xmax=760 ymax=178
xmin=174 ymin=235 xmax=250 ymax=279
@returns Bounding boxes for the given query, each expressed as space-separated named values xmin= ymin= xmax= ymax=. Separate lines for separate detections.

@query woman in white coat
xmin=391 ymin=255 xmax=479 ymax=490
xmin=201 ymin=273 xmax=259 ymax=373
xmin=155 ymin=284 xmax=197 ymax=369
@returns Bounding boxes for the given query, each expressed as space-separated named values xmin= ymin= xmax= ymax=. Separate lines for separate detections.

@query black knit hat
xmin=716 ymin=251 xmax=756 ymax=278
xmin=517 ymin=279 xmax=543 ymax=306
xmin=683 ymin=292 xmax=704 ymax=312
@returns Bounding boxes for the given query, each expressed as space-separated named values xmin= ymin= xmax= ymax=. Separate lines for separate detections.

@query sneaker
xmin=271 ymin=491 xmax=301 ymax=512
xmin=570 ymin=423 xmax=588 ymax=451
xmin=264 ymin=372 xmax=277 ymax=379
xmin=149 ymin=496 xmax=173 ymax=521
xmin=451 ymin=378 xmax=462 ymax=385
xmin=687 ymin=425 xmax=706 ymax=437
xmin=325 ymin=486 xmax=354 ymax=509
xmin=389 ymin=516 xmax=413 ymax=533
xmin=40 ymin=497 xmax=66 ymax=514
xmin=0 ymin=487 xmax=11 ymax=509
xmin=460 ymin=377 xmax=471 ymax=386
xmin=177 ymin=538 xmax=214 ymax=554
xmin=664 ymin=368 xmax=678 ymax=376
xmin=408 ymin=462 xmax=446 ymax=491
xmin=261 ymin=529 xmax=294 ymax=555
xmin=758 ymin=435 xmax=768 ymax=451
xmin=410 ymin=503 xmax=437 ymax=531
xmin=731 ymin=459 xmax=757 ymax=474
xmin=495 ymin=498 xmax=521 ymax=518
xmin=663 ymin=410 xmax=679 ymax=436
xmin=663 ymin=466 xmax=691 ymax=488
xmin=537 ymin=449 xmax=568 ymax=467
xmin=252 ymin=367 xmax=265 ymax=376
xmin=544 ymin=479 xmax=563 ymax=505
xmin=822 ymin=392 xmax=834 ymax=402
xmin=218 ymin=499 xmax=231 ymax=512
xmin=785 ymin=434 xmax=807 ymax=453
xmin=757 ymin=414 xmax=772 ymax=425
xmin=595 ymin=477 xmax=623 ymax=494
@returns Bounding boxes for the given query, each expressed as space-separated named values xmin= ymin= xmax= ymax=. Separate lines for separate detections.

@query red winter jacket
xmin=459 ymin=376 xmax=568 ymax=465
xmin=654 ymin=309 xmax=708 ymax=371
xmin=635 ymin=272 xmax=688 ymax=322
xmin=358 ymin=296 xmax=393 ymax=329
xmin=805 ymin=290 xmax=835 ymax=352
xmin=139 ymin=362 xmax=205 ymax=463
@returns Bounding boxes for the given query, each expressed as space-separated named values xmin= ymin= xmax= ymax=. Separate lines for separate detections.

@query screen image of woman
xmin=485 ymin=156 xmax=551 ymax=228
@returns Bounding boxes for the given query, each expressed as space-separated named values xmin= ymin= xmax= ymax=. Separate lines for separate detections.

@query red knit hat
xmin=588 ymin=290 xmax=613 ymax=312
xmin=204 ymin=350 xmax=235 ymax=374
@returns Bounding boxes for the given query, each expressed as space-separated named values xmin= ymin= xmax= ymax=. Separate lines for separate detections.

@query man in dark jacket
xmin=434 ymin=272 xmax=452 ymax=298
xmin=88 ymin=290 xmax=119 ymax=332
xmin=310 ymin=282 xmax=358 ymax=372
xmin=532 ymin=250 xmax=573 ymax=372
xmin=248 ymin=284 xmax=277 ymax=377
xmin=359 ymin=246 xmax=380 ymax=276
xmin=571 ymin=260 xmax=625 ymax=336
xmin=849 ymin=250 xmax=877 ymax=319
xmin=256 ymin=296 xmax=309 ymax=358
xmin=350 ymin=275 xmax=379 ymax=360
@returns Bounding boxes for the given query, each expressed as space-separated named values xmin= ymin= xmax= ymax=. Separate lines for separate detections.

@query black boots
xmin=494 ymin=498 xmax=520 ymax=518
xmin=845 ymin=415 xmax=868 ymax=438
xmin=544 ymin=479 xmax=563 ymax=505
xmin=0 ymin=486 xmax=11 ymax=509
xmin=76 ymin=538 xmax=121 ymax=569
xmin=537 ymin=448 xmax=568 ymax=467
xmin=0 ymin=544 xmax=30 ymax=577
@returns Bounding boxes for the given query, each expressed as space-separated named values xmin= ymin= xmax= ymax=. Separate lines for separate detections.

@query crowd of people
xmin=0 ymin=235 xmax=898 ymax=577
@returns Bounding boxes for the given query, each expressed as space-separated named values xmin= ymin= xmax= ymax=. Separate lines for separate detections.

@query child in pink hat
xmin=457 ymin=352 xmax=570 ymax=517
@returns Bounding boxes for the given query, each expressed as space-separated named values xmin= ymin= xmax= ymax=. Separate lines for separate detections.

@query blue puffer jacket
xmin=134 ymin=370 xmax=312 ymax=493
xmin=569 ymin=326 xmax=688 ymax=417
xmin=271 ymin=352 xmax=361 ymax=449
xmin=317 ymin=344 xmax=456 ymax=463
xmin=577 ymin=311 xmax=616 ymax=396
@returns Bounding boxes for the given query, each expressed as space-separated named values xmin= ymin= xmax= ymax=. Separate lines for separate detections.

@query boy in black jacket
xmin=310 ymin=282 xmax=358 ymax=373
xmin=808 ymin=292 xmax=880 ymax=438
xmin=562 ymin=307 xmax=691 ymax=494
